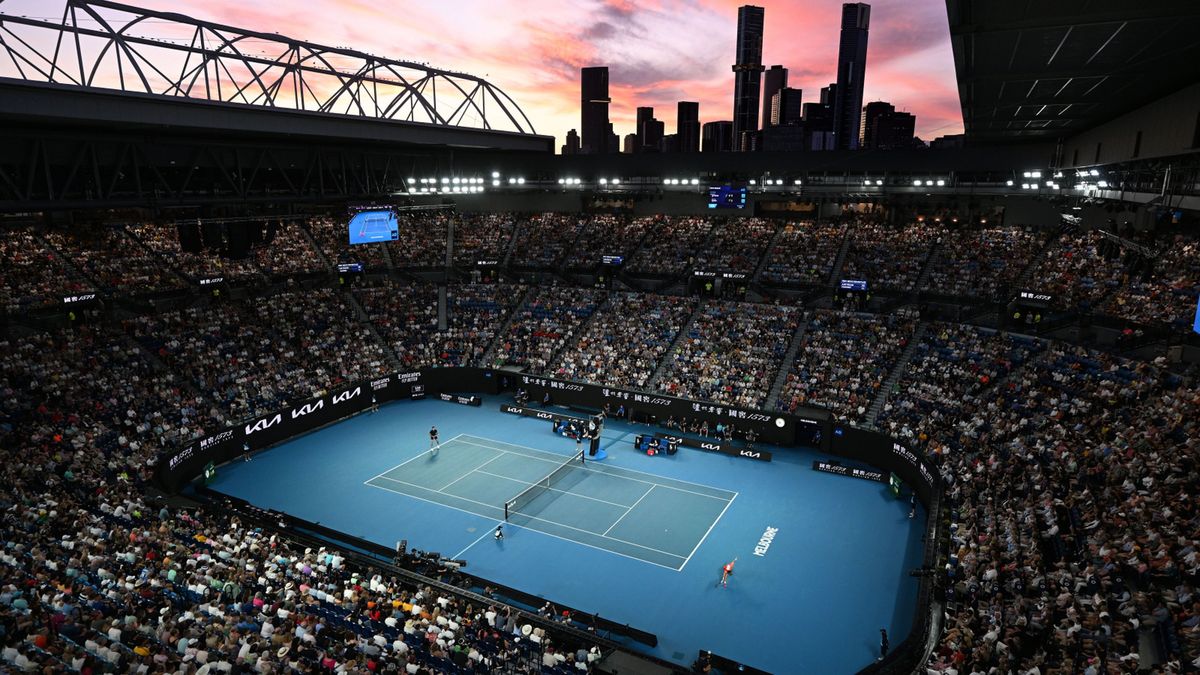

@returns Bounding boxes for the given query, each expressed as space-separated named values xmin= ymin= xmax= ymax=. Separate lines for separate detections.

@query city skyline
xmin=4 ymin=0 xmax=962 ymax=145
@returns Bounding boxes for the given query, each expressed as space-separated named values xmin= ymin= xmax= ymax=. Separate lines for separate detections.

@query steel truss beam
xmin=0 ymin=0 xmax=537 ymax=134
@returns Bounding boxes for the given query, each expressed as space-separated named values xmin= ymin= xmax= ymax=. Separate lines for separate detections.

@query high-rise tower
xmin=731 ymin=5 xmax=765 ymax=150
xmin=832 ymin=3 xmax=870 ymax=150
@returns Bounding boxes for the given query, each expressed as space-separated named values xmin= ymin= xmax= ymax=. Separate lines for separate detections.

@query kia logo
xmin=245 ymin=413 xmax=282 ymax=435
xmin=535 ymin=412 xmax=552 ymax=420
xmin=700 ymin=442 xmax=720 ymax=450
xmin=740 ymin=450 xmax=761 ymax=458
xmin=291 ymin=400 xmax=324 ymax=419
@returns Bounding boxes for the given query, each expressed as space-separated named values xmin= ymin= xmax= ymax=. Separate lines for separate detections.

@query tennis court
xmin=365 ymin=433 xmax=736 ymax=570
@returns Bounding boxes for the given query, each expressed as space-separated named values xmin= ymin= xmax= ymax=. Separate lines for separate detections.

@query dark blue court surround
xmin=207 ymin=396 xmax=926 ymax=673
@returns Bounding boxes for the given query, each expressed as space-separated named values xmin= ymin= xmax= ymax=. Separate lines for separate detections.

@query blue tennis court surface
xmin=365 ymin=434 xmax=736 ymax=570
xmin=207 ymin=397 xmax=925 ymax=674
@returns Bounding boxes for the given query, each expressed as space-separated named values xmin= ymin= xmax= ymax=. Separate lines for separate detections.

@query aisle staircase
xmin=479 ymin=285 xmax=536 ymax=368
xmin=912 ymin=241 xmax=941 ymax=292
xmin=863 ymin=321 xmax=927 ymax=427
xmin=826 ymin=230 xmax=853 ymax=286
xmin=750 ymin=221 xmax=787 ymax=283
xmin=546 ymin=292 xmax=611 ymax=374
xmin=765 ymin=319 xmax=809 ymax=410
xmin=645 ymin=300 xmax=706 ymax=390
xmin=345 ymin=291 xmax=401 ymax=370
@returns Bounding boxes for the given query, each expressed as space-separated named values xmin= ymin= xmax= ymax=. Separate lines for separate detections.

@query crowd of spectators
xmin=553 ymin=292 xmax=696 ymax=389
xmin=508 ymin=214 xmax=586 ymax=268
xmin=1103 ymin=232 xmax=1200 ymax=331
xmin=356 ymin=280 xmax=527 ymax=369
xmin=491 ymin=287 xmax=604 ymax=371
xmin=250 ymin=221 xmax=326 ymax=277
xmin=760 ymin=221 xmax=846 ymax=285
xmin=0 ymin=228 xmax=92 ymax=312
xmin=776 ymin=311 xmax=917 ymax=423
xmin=626 ymin=217 xmax=715 ymax=276
xmin=560 ymin=216 xmax=649 ymax=269
xmin=877 ymin=323 xmax=1045 ymax=445
xmin=1031 ymin=231 xmax=1130 ymax=313
xmin=657 ymin=301 xmax=800 ymax=409
xmin=451 ymin=214 xmax=517 ymax=267
xmin=918 ymin=345 xmax=1199 ymax=674
xmin=126 ymin=223 xmax=263 ymax=283
xmin=922 ymin=226 xmax=1050 ymax=299
xmin=691 ymin=218 xmax=777 ymax=273
xmin=841 ymin=221 xmax=944 ymax=291
xmin=126 ymin=288 xmax=388 ymax=424
xmin=386 ymin=213 xmax=448 ymax=268
xmin=45 ymin=226 xmax=187 ymax=294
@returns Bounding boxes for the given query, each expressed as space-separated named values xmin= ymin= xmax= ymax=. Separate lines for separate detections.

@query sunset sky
xmin=2 ymin=0 xmax=964 ymax=146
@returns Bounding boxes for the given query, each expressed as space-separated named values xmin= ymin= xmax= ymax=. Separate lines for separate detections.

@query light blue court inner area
xmin=207 ymin=396 xmax=926 ymax=674
xmin=365 ymin=434 xmax=736 ymax=570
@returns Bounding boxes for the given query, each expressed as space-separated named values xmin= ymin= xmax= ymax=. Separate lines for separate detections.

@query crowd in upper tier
xmin=3 ymin=215 xmax=1199 ymax=333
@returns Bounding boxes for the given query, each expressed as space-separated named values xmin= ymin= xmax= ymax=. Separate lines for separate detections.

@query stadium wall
xmin=1061 ymin=83 xmax=1200 ymax=167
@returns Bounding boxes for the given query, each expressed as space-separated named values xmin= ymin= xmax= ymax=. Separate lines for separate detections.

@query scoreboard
xmin=707 ymin=185 xmax=748 ymax=209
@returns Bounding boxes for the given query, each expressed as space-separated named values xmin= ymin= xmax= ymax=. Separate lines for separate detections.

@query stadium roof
xmin=947 ymin=0 xmax=1200 ymax=142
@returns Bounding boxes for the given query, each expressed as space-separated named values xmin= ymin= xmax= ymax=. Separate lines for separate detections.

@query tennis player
xmin=718 ymin=558 xmax=736 ymax=588
xmin=429 ymin=426 xmax=440 ymax=455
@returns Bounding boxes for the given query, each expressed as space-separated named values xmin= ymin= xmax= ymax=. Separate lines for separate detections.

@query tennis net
xmin=504 ymin=450 xmax=584 ymax=520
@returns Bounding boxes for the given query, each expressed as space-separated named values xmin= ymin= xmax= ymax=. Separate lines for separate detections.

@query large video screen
xmin=707 ymin=185 xmax=748 ymax=209
xmin=348 ymin=210 xmax=399 ymax=245
xmin=1194 ymin=296 xmax=1200 ymax=335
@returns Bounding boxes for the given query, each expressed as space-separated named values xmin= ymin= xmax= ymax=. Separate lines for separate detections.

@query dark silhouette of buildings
xmin=677 ymin=101 xmax=700 ymax=153
xmin=732 ymin=5 xmax=765 ymax=150
xmin=762 ymin=65 xmax=788 ymax=128
xmin=859 ymin=100 xmax=893 ymax=148
xmin=622 ymin=133 xmax=638 ymax=153
xmin=580 ymin=67 xmax=611 ymax=154
xmin=770 ymin=87 xmax=803 ymax=126
xmin=832 ymin=3 xmax=870 ymax=150
xmin=862 ymin=105 xmax=916 ymax=149
xmin=702 ymin=121 xmax=734 ymax=152
xmin=799 ymin=84 xmax=836 ymax=150
xmin=635 ymin=106 xmax=664 ymax=152
xmin=562 ymin=129 xmax=580 ymax=155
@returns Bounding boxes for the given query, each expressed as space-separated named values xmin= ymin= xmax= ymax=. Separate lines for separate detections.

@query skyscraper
xmin=580 ymin=67 xmax=611 ymax=155
xmin=677 ymin=101 xmax=700 ymax=153
xmin=731 ymin=5 xmax=765 ymax=150
xmin=636 ymin=106 xmax=654 ymax=152
xmin=832 ymin=3 xmax=870 ymax=150
xmin=859 ymin=101 xmax=894 ymax=148
xmin=770 ymin=88 xmax=803 ymax=126
xmin=562 ymin=129 xmax=581 ymax=155
xmin=702 ymin=121 xmax=735 ymax=152
xmin=761 ymin=65 xmax=788 ymax=128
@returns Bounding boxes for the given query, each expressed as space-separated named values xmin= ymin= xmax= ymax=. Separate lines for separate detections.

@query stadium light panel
xmin=612 ymin=179 xmax=620 ymax=185
xmin=913 ymin=180 xmax=922 ymax=186
xmin=691 ymin=178 xmax=699 ymax=185
xmin=599 ymin=178 xmax=608 ymax=185
xmin=492 ymin=171 xmax=500 ymax=178
xmin=517 ymin=178 xmax=525 ymax=184
xmin=1006 ymin=180 xmax=1013 ymax=186
xmin=875 ymin=180 xmax=883 ymax=186
xmin=936 ymin=179 xmax=945 ymax=186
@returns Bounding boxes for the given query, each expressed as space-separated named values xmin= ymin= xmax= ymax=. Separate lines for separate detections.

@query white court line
xmin=454 ymin=438 xmax=731 ymax=502
xmin=369 ymin=474 xmax=686 ymax=560
xmin=451 ymin=521 xmax=504 ymax=561
xmin=438 ymin=452 xmax=504 ymax=492
xmin=362 ymin=481 xmax=683 ymax=572
xmin=365 ymin=433 xmax=466 ymax=483
xmin=678 ymin=491 xmax=738 ymax=572
xmin=460 ymin=433 xmax=734 ymax=494
xmin=471 ymin=469 xmax=633 ymax=509
xmin=602 ymin=485 xmax=654 ymax=537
